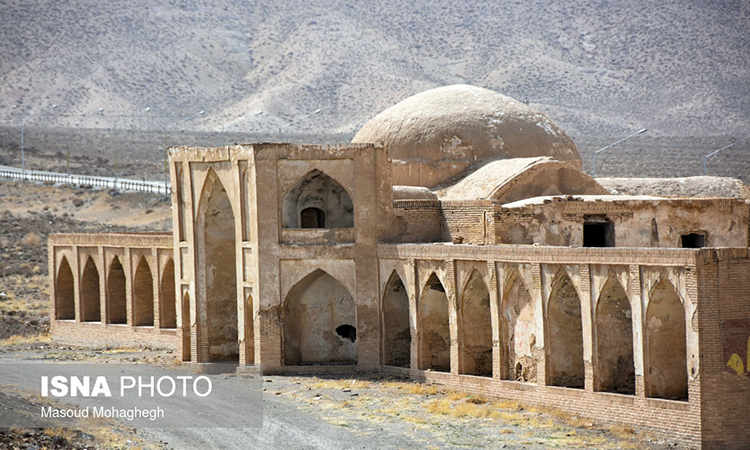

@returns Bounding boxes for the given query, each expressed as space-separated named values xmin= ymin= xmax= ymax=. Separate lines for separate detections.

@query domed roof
xmin=352 ymin=85 xmax=581 ymax=187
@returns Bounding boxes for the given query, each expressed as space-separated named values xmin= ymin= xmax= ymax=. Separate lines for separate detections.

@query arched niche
xmin=382 ymin=270 xmax=411 ymax=368
xmin=107 ymin=256 xmax=127 ymax=324
xmin=160 ymin=259 xmax=176 ymax=329
xmin=419 ymin=272 xmax=450 ymax=372
xmin=547 ymin=271 xmax=584 ymax=388
xmin=81 ymin=256 xmax=100 ymax=322
xmin=281 ymin=170 xmax=353 ymax=229
xmin=646 ymin=279 xmax=688 ymax=400
xmin=197 ymin=170 xmax=239 ymax=362
xmin=283 ymin=269 xmax=357 ymax=365
xmin=502 ymin=272 xmax=537 ymax=382
xmin=55 ymin=257 xmax=75 ymax=320
xmin=133 ymin=256 xmax=154 ymax=327
xmin=459 ymin=271 xmax=492 ymax=377
xmin=595 ymin=277 xmax=634 ymax=394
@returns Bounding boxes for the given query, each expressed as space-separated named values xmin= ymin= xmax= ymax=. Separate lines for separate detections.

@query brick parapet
xmin=378 ymin=243 xmax=702 ymax=266
xmin=49 ymin=233 xmax=173 ymax=248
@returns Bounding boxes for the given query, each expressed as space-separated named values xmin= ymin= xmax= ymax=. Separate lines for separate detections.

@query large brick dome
xmin=352 ymin=84 xmax=581 ymax=187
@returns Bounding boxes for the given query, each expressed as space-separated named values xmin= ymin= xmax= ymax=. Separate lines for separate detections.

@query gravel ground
xmin=0 ymin=345 xmax=683 ymax=450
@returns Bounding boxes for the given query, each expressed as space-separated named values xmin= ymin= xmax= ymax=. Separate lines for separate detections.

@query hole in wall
xmin=681 ymin=233 xmax=705 ymax=248
xmin=583 ymin=220 xmax=615 ymax=247
xmin=336 ymin=324 xmax=357 ymax=342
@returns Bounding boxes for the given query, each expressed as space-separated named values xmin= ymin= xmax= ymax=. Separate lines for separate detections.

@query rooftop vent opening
xmin=681 ymin=233 xmax=705 ymax=249
xmin=300 ymin=207 xmax=326 ymax=229
xmin=336 ymin=324 xmax=357 ymax=342
xmin=583 ymin=219 xmax=615 ymax=248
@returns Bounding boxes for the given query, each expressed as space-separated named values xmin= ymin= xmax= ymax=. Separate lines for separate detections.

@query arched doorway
xmin=646 ymin=279 xmax=687 ymax=400
xmin=547 ymin=271 xmax=584 ymax=388
xmin=81 ymin=257 xmax=100 ymax=322
xmin=55 ymin=257 xmax=75 ymax=320
xmin=107 ymin=256 xmax=126 ymax=324
xmin=595 ymin=277 xmax=634 ymax=394
xmin=282 ymin=170 xmax=353 ymax=229
xmin=133 ymin=257 xmax=154 ymax=326
xmin=502 ymin=272 xmax=537 ymax=382
xmin=459 ymin=271 xmax=492 ymax=377
xmin=160 ymin=259 xmax=176 ymax=328
xmin=198 ymin=172 xmax=239 ymax=362
xmin=419 ymin=273 xmax=450 ymax=372
xmin=382 ymin=270 xmax=411 ymax=368
xmin=283 ymin=269 xmax=357 ymax=365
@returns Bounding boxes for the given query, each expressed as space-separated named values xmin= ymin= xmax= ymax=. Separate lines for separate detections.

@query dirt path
xmin=0 ymin=346 xmax=680 ymax=450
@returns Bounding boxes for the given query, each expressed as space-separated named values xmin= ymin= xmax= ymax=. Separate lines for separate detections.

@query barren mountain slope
xmin=0 ymin=0 xmax=748 ymax=137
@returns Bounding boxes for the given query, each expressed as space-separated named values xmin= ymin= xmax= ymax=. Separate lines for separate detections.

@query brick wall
xmin=393 ymin=200 xmax=442 ymax=242
xmin=697 ymin=248 xmax=750 ymax=449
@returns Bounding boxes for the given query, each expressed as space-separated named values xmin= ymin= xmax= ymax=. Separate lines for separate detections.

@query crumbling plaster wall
xmin=248 ymin=143 xmax=389 ymax=371
xmin=495 ymin=198 xmax=749 ymax=247
xmin=169 ymin=145 xmax=257 ymax=365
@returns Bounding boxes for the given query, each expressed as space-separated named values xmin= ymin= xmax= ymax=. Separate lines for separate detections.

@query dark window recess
xmin=583 ymin=222 xmax=615 ymax=247
xmin=681 ymin=233 xmax=705 ymax=248
xmin=335 ymin=324 xmax=357 ymax=342
xmin=300 ymin=207 xmax=326 ymax=228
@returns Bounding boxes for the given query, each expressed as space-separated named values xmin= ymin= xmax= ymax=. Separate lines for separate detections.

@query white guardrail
xmin=0 ymin=166 xmax=170 ymax=195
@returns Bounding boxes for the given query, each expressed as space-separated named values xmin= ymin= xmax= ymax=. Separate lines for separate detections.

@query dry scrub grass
xmin=0 ymin=334 xmax=50 ymax=347
xmin=307 ymin=378 xmax=372 ymax=390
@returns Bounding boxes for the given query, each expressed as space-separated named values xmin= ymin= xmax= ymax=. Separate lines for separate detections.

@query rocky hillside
xmin=0 ymin=0 xmax=748 ymax=137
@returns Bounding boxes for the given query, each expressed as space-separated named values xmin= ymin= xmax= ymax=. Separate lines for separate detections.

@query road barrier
xmin=0 ymin=167 xmax=170 ymax=195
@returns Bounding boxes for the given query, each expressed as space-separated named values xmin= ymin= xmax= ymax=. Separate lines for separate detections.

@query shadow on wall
xmin=284 ymin=269 xmax=357 ymax=365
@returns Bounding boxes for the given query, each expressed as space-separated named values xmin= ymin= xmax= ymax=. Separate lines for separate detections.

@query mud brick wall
xmin=393 ymin=200 xmax=442 ymax=242
xmin=439 ymin=200 xmax=495 ymax=244
xmin=697 ymin=248 xmax=750 ymax=449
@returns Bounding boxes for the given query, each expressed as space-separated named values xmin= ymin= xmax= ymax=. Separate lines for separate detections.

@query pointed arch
xmin=160 ymin=258 xmax=176 ymax=329
xmin=382 ymin=270 xmax=411 ymax=367
xmin=81 ymin=256 xmax=100 ymax=322
xmin=197 ymin=168 xmax=238 ymax=362
xmin=459 ymin=270 xmax=492 ymax=377
xmin=281 ymin=169 xmax=354 ymax=229
xmin=133 ymin=256 xmax=154 ymax=326
xmin=419 ymin=272 xmax=450 ymax=372
xmin=283 ymin=269 xmax=357 ymax=365
xmin=107 ymin=256 xmax=127 ymax=324
xmin=502 ymin=270 xmax=537 ymax=382
xmin=547 ymin=270 xmax=584 ymax=388
xmin=55 ymin=257 xmax=75 ymax=320
xmin=646 ymin=278 xmax=687 ymax=400
xmin=595 ymin=276 xmax=634 ymax=394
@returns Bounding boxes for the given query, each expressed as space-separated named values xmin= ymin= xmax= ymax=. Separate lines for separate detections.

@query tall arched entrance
xmin=283 ymin=269 xmax=357 ymax=365
xmin=198 ymin=172 xmax=239 ymax=362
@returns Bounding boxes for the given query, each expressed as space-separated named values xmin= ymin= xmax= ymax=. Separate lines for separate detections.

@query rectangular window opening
xmin=583 ymin=221 xmax=615 ymax=247
xmin=681 ymin=233 xmax=705 ymax=248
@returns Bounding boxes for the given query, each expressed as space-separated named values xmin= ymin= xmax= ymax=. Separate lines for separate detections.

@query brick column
xmin=629 ymin=264 xmax=646 ymax=397
xmin=98 ymin=246 xmax=106 ymax=325
xmin=489 ymin=261 xmax=503 ymax=380
xmin=578 ymin=264 xmax=595 ymax=393
xmin=446 ymin=260 xmax=459 ymax=376
xmin=532 ymin=263 xmax=546 ymax=386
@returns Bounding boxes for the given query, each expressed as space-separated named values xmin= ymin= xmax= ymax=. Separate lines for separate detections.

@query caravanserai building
xmin=49 ymin=85 xmax=750 ymax=449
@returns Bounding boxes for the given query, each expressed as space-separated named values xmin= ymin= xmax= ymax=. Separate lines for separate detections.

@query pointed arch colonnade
xmin=378 ymin=254 xmax=695 ymax=402
xmin=48 ymin=233 xmax=177 ymax=348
